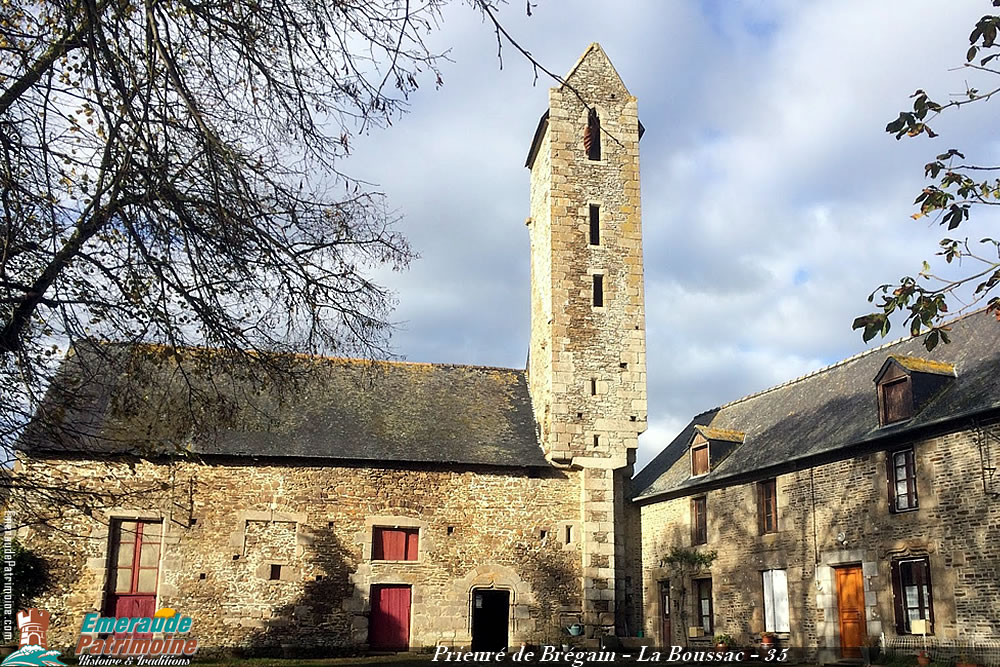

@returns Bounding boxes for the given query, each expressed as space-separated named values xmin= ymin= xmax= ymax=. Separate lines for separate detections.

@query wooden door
xmin=106 ymin=520 xmax=161 ymax=627
xmin=835 ymin=566 xmax=867 ymax=658
xmin=370 ymin=585 xmax=411 ymax=651
xmin=659 ymin=582 xmax=671 ymax=644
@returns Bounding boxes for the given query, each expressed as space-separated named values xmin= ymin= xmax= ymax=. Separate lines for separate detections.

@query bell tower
xmin=525 ymin=44 xmax=646 ymax=636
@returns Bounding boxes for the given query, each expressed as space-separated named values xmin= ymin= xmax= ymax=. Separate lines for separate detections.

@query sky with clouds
xmin=342 ymin=0 xmax=1000 ymax=471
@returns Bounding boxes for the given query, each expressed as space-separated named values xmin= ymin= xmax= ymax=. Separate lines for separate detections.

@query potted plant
xmin=714 ymin=634 xmax=733 ymax=652
xmin=916 ymin=650 xmax=931 ymax=667
xmin=760 ymin=632 xmax=777 ymax=648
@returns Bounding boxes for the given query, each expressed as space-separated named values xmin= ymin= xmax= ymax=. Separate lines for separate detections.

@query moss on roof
xmin=887 ymin=355 xmax=957 ymax=376
xmin=23 ymin=343 xmax=549 ymax=468
xmin=693 ymin=425 xmax=745 ymax=443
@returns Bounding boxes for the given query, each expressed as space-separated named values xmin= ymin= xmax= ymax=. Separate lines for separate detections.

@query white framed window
xmin=762 ymin=569 xmax=789 ymax=633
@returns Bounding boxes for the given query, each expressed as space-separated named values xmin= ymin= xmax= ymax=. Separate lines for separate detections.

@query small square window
xmin=539 ymin=529 xmax=548 ymax=540
xmin=269 ymin=564 xmax=282 ymax=580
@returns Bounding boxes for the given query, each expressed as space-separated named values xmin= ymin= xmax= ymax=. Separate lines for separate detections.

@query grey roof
xmin=633 ymin=309 xmax=1000 ymax=502
xmin=22 ymin=343 xmax=549 ymax=468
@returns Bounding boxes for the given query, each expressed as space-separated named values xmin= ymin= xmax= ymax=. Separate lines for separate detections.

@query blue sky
xmin=341 ymin=0 xmax=1000 ymax=469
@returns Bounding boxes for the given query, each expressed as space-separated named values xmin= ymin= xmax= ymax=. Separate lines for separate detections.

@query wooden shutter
xmin=692 ymin=445 xmax=709 ymax=476
xmin=585 ymin=109 xmax=601 ymax=160
xmin=405 ymin=529 xmax=419 ymax=560
xmin=763 ymin=570 xmax=775 ymax=631
xmin=691 ymin=497 xmax=707 ymax=545
xmin=886 ymin=451 xmax=897 ymax=511
xmin=373 ymin=527 xmax=418 ymax=561
xmin=772 ymin=569 xmax=789 ymax=632
xmin=882 ymin=378 xmax=913 ymax=424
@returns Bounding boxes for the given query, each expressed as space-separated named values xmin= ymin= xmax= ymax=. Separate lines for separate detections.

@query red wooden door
xmin=836 ymin=566 xmax=867 ymax=658
xmin=106 ymin=520 xmax=161 ymax=630
xmin=370 ymin=585 xmax=411 ymax=650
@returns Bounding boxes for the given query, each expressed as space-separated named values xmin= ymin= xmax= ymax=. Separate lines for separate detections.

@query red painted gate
xmin=369 ymin=585 xmax=411 ymax=650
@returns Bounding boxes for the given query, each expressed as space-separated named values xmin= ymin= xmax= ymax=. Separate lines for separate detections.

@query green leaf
xmin=968 ymin=45 xmax=979 ymax=61
xmin=924 ymin=330 xmax=939 ymax=351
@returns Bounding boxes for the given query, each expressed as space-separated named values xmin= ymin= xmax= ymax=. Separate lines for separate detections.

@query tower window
xmin=584 ymin=108 xmax=601 ymax=160
xmin=593 ymin=435 xmax=600 ymax=448
xmin=589 ymin=205 xmax=600 ymax=245
xmin=269 ymin=564 xmax=282 ymax=580
xmin=590 ymin=378 xmax=597 ymax=395
xmin=592 ymin=274 xmax=604 ymax=307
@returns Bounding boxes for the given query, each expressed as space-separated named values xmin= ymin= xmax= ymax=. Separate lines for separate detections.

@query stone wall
xmin=16 ymin=456 xmax=584 ymax=652
xmin=638 ymin=423 xmax=1000 ymax=656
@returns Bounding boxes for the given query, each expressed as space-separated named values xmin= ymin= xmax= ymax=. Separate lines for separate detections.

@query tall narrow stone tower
xmin=525 ymin=44 xmax=646 ymax=636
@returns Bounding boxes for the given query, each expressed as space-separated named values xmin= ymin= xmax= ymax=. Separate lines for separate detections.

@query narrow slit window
xmin=565 ymin=525 xmax=573 ymax=544
xmin=593 ymin=435 xmax=600 ymax=448
xmin=589 ymin=205 xmax=600 ymax=245
xmin=590 ymin=378 xmax=597 ymax=395
xmin=592 ymin=274 xmax=604 ymax=307
xmin=585 ymin=108 xmax=601 ymax=160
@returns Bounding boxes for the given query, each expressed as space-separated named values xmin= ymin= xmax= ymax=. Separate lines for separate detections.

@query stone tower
xmin=525 ymin=44 xmax=646 ymax=636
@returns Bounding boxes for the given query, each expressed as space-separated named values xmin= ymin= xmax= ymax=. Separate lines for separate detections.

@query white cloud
xmin=340 ymin=0 xmax=1000 ymax=472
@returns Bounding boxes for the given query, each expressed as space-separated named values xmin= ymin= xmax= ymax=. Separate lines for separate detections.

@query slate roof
xmin=21 ymin=343 xmax=549 ymax=468
xmin=633 ymin=308 xmax=1000 ymax=502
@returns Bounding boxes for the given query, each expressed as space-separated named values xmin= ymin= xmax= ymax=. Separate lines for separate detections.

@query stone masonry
xmin=526 ymin=43 xmax=646 ymax=636
xmin=638 ymin=422 xmax=1000 ymax=660
xmin=17 ymin=43 xmax=651 ymax=651
xmin=17 ymin=457 xmax=583 ymax=651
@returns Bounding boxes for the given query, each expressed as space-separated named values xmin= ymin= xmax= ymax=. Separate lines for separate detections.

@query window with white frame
xmin=762 ymin=569 xmax=790 ymax=633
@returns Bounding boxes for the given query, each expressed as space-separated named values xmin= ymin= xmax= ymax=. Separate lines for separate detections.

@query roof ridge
xmin=77 ymin=341 xmax=525 ymax=374
xmin=713 ymin=306 xmax=989 ymax=411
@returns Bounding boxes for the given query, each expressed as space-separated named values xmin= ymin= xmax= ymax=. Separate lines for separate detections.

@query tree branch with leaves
xmin=854 ymin=2 xmax=1000 ymax=350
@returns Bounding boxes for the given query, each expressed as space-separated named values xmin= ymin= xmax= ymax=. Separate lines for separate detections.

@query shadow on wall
xmin=202 ymin=522 xmax=360 ymax=658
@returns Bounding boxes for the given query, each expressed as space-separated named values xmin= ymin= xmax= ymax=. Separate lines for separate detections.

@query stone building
xmin=15 ymin=44 xmax=647 ymax=653
xmin=631 ymin=309 xmax=1000 ymax=661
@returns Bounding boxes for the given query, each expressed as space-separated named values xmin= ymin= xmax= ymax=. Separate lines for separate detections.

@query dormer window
xmin=689 ymin=426 xmax=745 ymax=478
xmin=874 ymin=355 xmax=955 ymax=427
